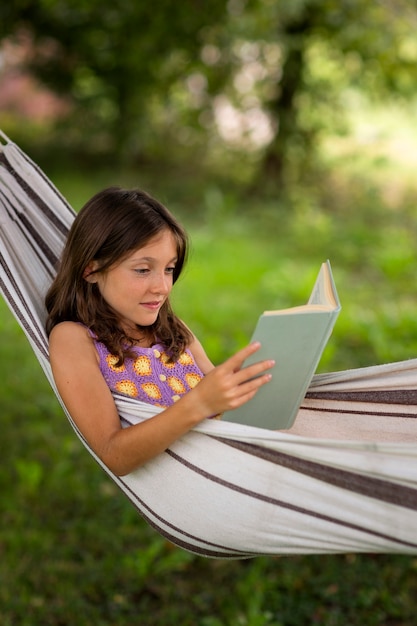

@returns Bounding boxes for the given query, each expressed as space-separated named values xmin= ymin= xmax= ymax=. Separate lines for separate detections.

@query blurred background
xmin=1 ymin=1 xmax=417 ymax=624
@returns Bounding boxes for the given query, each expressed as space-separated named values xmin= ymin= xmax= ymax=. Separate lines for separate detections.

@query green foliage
xmin=1 ymin=0 xmax=417 ymax=183
xmin=0 ymin=0 xmax=229 ymax=159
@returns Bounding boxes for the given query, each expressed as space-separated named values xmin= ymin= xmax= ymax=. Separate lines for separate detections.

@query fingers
xmin=237 ymin=358 xmax=275 ymax=385
xmin=224 ymin=342 xmax=275 ymax=384
xmin=194 ymin=342 xmax=274 ymax=416
xmin=232 ymin=370 xmax=273 ymax=404
xmin=227 ymin=341 xmax=263 ymax=370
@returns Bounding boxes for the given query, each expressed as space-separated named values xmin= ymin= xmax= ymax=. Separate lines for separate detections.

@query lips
xmin=141 ymin=301 xmax=163 ymax=311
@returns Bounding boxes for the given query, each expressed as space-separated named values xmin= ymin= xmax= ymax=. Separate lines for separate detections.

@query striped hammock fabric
xmin=1 ymin=130 xmax=417 ymax=559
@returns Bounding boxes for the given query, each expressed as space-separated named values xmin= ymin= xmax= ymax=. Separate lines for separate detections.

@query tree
xmin=0 ymin=0 xmax=228 ymax=158
xmin=212 ymin=0 xmax=417 ymax=182
xmin=1 ymin=0 xmax=416 ymax=180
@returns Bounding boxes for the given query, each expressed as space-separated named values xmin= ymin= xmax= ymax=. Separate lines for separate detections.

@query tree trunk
xmin=262 ymin=11 xmax=314 ymax=185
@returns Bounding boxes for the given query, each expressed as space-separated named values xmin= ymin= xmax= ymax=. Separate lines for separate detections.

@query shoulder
xmin=49 ymin=322 xmax=97 ymax=361
xmin=49 ymin=321 xmax=90 ymax=344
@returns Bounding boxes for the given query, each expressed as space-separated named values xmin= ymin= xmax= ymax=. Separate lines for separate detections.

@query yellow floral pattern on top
xmin=114 ymin=380 xmax=138 ymax=397
xmin=133 ymin=355 xmax=152 ymax=376
xmin=95 ymin=340 xmax=204 ymax=408
xmin=106 ymin=354 xmax=125 ymax=372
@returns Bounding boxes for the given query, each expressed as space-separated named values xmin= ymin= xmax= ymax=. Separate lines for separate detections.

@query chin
xmin=138 ymin=316 xmax=158 ymax=327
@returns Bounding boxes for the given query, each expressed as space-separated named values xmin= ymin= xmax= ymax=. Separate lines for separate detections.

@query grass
xmin=2 ymin=112 xmax=417 ymax=623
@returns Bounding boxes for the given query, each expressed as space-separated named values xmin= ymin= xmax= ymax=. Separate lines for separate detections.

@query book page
xmin=265 ymin=262 xmax=340 ymax=316
xmin=308 ymin=261 xmax=338 ymax=308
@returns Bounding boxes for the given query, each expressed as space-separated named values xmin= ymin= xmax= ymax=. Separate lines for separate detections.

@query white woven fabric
xmin=1 ymin=131 xmax=417 ymax=558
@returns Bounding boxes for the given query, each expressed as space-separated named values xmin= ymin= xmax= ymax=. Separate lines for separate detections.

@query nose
xmin=151 ymin=271 xmax=171 ymax=295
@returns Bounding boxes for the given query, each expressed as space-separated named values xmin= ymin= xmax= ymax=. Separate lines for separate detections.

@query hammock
xmin=1 ymin=130 xmax=417 ymax=559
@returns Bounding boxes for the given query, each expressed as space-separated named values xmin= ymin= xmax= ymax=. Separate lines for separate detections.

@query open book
xmin=223 ymin=260 xmax=341 ymax=430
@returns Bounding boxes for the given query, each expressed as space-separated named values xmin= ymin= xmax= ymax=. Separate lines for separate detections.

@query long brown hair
xmin=45 ymin=187 xmax=192 ymax=362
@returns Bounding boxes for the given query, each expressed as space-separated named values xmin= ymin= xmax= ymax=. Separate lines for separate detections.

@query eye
xmin=134 ymin=268 xmax=150 ymax=275
xmin=165 ymin=266 xmax=176 ymax=274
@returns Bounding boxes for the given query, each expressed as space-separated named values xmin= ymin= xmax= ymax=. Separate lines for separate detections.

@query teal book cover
xmin=223 ymin=261 xmax=341 ymax=430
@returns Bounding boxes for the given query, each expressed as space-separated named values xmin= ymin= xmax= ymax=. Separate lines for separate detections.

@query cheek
xmin=95 ymin=277 xmax=122 ymax=302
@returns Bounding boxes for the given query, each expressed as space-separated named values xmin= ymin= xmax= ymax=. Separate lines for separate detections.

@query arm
xmin=49 ymin=322 xmax=274 ymax=476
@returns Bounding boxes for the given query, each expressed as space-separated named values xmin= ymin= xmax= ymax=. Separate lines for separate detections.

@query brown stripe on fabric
xmin=306 ymin=389 xmax=417 ymax=406
xmin=166 ymin=449 xmax=417 ymax=550
xmin=117 ymin=472 xmax=253 ymax=559
xmin=133 ymin=503 xmax=253 ymax=559
xmin=16 ymin=142 xmax=75 ymax=220
xmin=0 ymin=150 xmax=71 ymax=236
xmin=19 ymin=212 xmax=59 ymax=268
xmin=132 ymin=503 xmax=252 ymax=558
xmin=76 ymin=411 xmax=252 ymax=557
xmin=0 ymin=255 xmax=49 ymax=359
xmin=214 ymin=437 xmax=417 ymax=512
xmin=300 ymin=403 xmax=417 ymax=419
xmin=62 ymin=404 xmax=250 ymax=558
xmin=0 ymin=187 xmax=59 ymax=273
xmin=0 ymin=184 xmax=58 ymax=267
xmin=1 ymin=147 xmax=73 ymax=234
xmin=0 ymin=189 xmax=59 ymax=270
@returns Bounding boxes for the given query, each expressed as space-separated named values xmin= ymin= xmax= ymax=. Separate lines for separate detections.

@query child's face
xmin=91 ymin=229 xmax=178 ymax=336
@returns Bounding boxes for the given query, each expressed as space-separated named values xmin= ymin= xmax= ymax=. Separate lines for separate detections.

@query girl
xmin=46 ymin=187 xmax=274 ymax=476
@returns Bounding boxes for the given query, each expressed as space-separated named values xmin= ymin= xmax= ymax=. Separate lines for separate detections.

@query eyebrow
xmin=130 ymin=255 xmax=178 ymax=264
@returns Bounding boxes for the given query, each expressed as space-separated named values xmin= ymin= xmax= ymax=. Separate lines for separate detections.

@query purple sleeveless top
xmin=92 ymin=337 xmax=204 ymax=408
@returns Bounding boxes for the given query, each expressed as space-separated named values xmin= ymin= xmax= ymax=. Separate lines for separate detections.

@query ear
xmin=83 ymin=261 xmax=99 ymax=283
